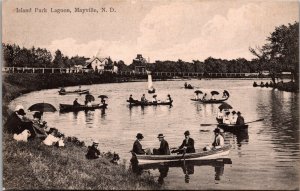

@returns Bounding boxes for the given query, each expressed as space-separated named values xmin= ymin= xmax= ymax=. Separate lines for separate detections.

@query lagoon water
xmin=10 ymin=79 xmax=299 ymax=190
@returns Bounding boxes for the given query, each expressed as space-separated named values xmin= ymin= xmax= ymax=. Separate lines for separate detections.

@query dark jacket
xmin=86 ymin=146 xmax=100 ymax=159
xmin=132 ymin=140 xmax=145 ymax=155
xmin=5 ymin=112 xmax=32 ymax=134
xmin=154 ymin=139 xmax=170 ymax=155
xmin=236 ymin=116 xmax=245 ymax=125
xmin=73 ymin=100 xmax=80 ymax=106
xmin=179 ymin=138 xmax=195 ymax=153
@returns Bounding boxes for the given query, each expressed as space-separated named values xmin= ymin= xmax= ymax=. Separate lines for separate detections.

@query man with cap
xmin=236 ymin=111 xmax=245 ymax=125
xmin=177 ymin=131 xmax=195 ymax=154
xmin=86 ymin=142 xmax=101 ymax=159
xmin=231 ymin=111 xmax=238 ymax=124
xmin=5 ymin=108 xmax=28 ymax=134
xmin=132 ymin=133 xmax=146 ymax=155
xmin=212 ymin=128 xmax=225 ymax=149
xmin=153 ymin=134 xmax=170 ymax=155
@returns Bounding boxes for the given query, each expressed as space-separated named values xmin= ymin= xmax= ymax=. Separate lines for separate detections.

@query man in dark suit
xmin=132 ymin=133 xmax=146 ymax=155
xmin=153 ymin=134 xmax=170 ymax=155
xmin=179 ymin=131 xmax=195 ymax=153
xmin=236 ymin=111 xmax=245 ymax=125
xmin=5 ymin=109 xmax=28 ymax=134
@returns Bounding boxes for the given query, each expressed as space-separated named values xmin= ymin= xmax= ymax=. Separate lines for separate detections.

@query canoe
xmin=191 ymin=97 xmax=229 ymax=103
xmin=127 ymin=100 xmax=173 ymax=106
xmin=217 ymin=123 xmax=248 ymax=131
xmin=59 ymin=103 xmax=107 ymax=112
xmin=137 ymin=158 xmax=232 ymax=169
xmin=131 ymin=145 xmax=231 ymax=164
xmin=59 ymin=89 xmax=89 ymax=95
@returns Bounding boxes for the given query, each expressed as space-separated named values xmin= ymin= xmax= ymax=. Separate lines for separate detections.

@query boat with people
xmin=59 ymin=103 xmax=107 ymax=112
xmin=191 ymin=97 xmax=229 ymax=103
xmin=184 ymin=82 xmax=194 ymax=89
xmin=131 ymin=145 xmax=231 ymax=164
xmin=191 ymin=90 xmax=230 ymax=103
xmin=217 ymin=124 xmax=249 ymax=131
xmin=127 ymin=100 xmax=173 ymax=106
xmin=58 ymin=89 xmax=89 ymax=95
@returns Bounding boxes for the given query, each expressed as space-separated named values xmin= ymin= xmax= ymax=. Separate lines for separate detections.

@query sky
xmin=3 ymin=0 xmax=299 ymax=64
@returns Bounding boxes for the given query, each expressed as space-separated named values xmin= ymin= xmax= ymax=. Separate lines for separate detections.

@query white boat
xmin=132 ymin=145 xmax=231 ymax=164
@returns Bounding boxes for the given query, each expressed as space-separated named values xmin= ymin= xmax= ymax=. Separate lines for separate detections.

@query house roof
xmin=86 ymin=56 xmax=108 ymax=63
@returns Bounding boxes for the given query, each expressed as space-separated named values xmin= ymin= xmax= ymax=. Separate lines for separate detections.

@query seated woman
xmin=32 ymin=112 xmax=48 ymax=139
xmin=43 ymin=129 xmax=60 ymax=146
xmin=222 ymin=111 xmax=231 ymax=124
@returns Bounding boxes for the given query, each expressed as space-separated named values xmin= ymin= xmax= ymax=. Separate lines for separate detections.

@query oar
xmin=181 ymin=148 xmax=187 ymax=165
xmin=200 ymin=118 xmax=264 ymax=126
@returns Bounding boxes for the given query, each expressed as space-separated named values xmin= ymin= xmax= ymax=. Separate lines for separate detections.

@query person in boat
xmin=73 ymin=98 xmax=81 ymax=106
xmin=211 ymin=94 xmax=216 ymax=100
xmin=132 ymin=133 xmax=146 ymax=155
xmin=141 ymin=94 xmax=148 ymax=103
xmin=153 ymin=134 xmax=170 ymax=155
xmin=166 ymin=94 xmax=172 ymax=103
xmin=86 ymin=142 xmax=101 ymax=159
xmin=236 ymin=111 xmax=245 ymax=125
xmin=217 ymin=108 xmax=223 ymax=121
xmin=184 ymin=82 xmax=188 ymax=88
xmin=222 ymin=90 xmax=229 ymax=98
xmin=194 ymin=92 xmax=200 ymax=100
xmin=187 ymin=84 xmax=192 ymax=88
xmin=100 ymin=97 xmax=106 ymax=105
xmin=212 ymin=128 xmax=225 ymax=149
xmin=87 ymin=101 xmax=92 ymax=107
xmin=231 ymin=111 xmax=238 ymax=124
xmin=60 ymin=87 xmax=66 ymax=92
xmin=77 ymin=85 xmax=81 ymax=92
xmin=173 ymin=131 xmax=195 ymax=154
xmin=152 ymin=95 xmax=158 ymax=104
xmin=222 ymin=111 xmax=231 ymax=124
xmin=202 ymin=93 xmax=207 ymax=100
xmin=129 ymin=95 xmax=135 ymax=102
xmin=31 ymin=112 xmax=48 ymax=139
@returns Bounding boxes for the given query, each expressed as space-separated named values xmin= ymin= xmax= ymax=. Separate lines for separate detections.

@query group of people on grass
xmin=129 ymin=94 xmax=173 ymax=104
xmin=6 ymin=105 xmax=65 ymax=147
xmin=132 ymin=128 xmax=225 ymax=155
xmin=217 ymin=109 xmax=245 ymax=125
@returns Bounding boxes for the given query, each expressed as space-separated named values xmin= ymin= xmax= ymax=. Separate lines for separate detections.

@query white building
xmin=85 ymin=56 xmax=109 ymax=71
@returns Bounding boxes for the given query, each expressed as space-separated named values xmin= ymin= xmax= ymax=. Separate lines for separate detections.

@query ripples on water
xmin=10 ymin=79 xmax=299 ymax=190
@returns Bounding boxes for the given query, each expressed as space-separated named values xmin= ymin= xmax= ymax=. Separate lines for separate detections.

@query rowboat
xmin=59 ymin=103 xmax=107 ymax=112
xmin=185 ymin=86 xmax=194 ymax=89
xmin=127 ymin=100 xmax=173 ymax=106
xmin=58 ymin=89 xmax=89 ymax=95
xmin=191 ymin=97 xmax=229 ymax=103
xmin=131 ymin=145 xmax=231 ymax=164
xmin=148 ymin=89 xmax=155 ymax=94
xmin=217 ymin=123 xmax=248 ymax=131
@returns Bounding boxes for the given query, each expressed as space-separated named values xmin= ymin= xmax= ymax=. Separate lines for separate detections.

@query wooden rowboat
xmin=217 ymin=123 xmax=248 ymax=131
xmin=191 ymin=97 xmax=229 ymax=103
xmin=127 ymin=100 xmax=173 ymax=106
xmin=131 ymin=145 xmax=231 ymax=164
xmin=59 ymin=89 xmax=89 ymax=95
xmin=59 ymin=103 xmax=107 ymax=112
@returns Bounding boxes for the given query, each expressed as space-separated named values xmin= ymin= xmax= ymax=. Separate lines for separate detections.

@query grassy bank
xmin=3 ymin=73 xmax=161 ymax=190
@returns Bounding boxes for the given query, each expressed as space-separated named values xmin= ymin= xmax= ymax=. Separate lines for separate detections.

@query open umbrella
xmin=85 ymin=94 xmax=95 ymax=101
xmin=153 ymin=95 xmax=157 ymax=98
xmin=218 ymin=102 xmax=233 ymax=110
xmin=211 ymin=91 xmax=219 ymax=95
xmin=223 ymin=90 xmax=230 ymax=97
xmin=28 ymin=103 xmax=57 ymax=112
xmin=98 ymin=95 xmax=108 ymax=99
xmin=194 ymin=90 xmax=203 ymax=94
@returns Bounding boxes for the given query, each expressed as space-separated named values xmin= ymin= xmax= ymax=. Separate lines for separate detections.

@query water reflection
xmin=132 ymin=159 xmax=232 ymax=185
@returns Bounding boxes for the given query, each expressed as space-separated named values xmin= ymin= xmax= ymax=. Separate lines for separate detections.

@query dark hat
xmin=33 ymin=112 xmax=42 ymax=119
xmin=130 ymin=94 xmax=132 ymax=96
xmin=184 ymin=131 xmax=190 ymax=136
xmin=17 ymin=109 xmax=26 ymax=116
xmin=167 ymin=94 xmax=170 ymax=96
xmin=157 ymin=133 xmax=165 ymax=138
xmin=136 ymin=133 xmax=144 ymax=139
xmin=232 ymin=111 xmax=236 ymax=114
xmin=214 ymin=128 xmax=221 ymax=133
xmin=237 ymin=111 xmax=241 ymax=115
xmin=92 ymin=142 xmax=99 ymax=146
xmin=226 ymin=111 xmax=230 ymax=115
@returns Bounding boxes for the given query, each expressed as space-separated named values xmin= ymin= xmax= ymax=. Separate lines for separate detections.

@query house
xmin=84 ymin=56 xmax=110 ymax=71
xmin=133 ymin=54 xmax=148 ymax=73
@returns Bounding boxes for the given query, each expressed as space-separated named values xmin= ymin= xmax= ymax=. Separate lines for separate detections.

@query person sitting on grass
xmin=43 ymin=129 xmax=60 ymax=146
xmin=32 ymin=112 xmax=48 ymax=139
xmin=86 ymin=142 xmax=101 ymax=159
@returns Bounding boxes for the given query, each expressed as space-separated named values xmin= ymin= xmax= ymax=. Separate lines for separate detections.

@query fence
xmin=2 ymin=67 xmax=115 ymax=74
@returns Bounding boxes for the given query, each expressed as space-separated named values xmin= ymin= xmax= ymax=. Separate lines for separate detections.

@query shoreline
xmin=3 ymin=73 xmax=161 ymax=190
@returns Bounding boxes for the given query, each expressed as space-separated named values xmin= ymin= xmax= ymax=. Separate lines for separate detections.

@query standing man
xmin=236 ymin=111 xmax=245 ymax=125
xmin=153 ymin=134 xmax=170 ymax=155
xmin=132 ymin=133 xmax=146 ymax=155
xmin=178 ymin=131 xmax=195 ymax=153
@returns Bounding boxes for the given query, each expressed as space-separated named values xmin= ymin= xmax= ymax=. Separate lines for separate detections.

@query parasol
xmin=211 ymin=91 xmax=219 ymax=95
xmin=223 ymin=90 xmax=230 ymax=97
xmin=218 ymin=102 xmax=233 ymax=110
xmin=85 ymin=94 xmax=95 ymax=101
xmin=98 ymin=95 xmax=108 ymax=99
xmin=194 ymin=90 xmax=203 ymax=94
xmin=28 ymin=103 xmax=57 ymax=112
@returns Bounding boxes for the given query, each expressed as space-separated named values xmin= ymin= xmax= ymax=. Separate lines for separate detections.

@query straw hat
xmin=157 ymin=133 xmax=165 ymax=138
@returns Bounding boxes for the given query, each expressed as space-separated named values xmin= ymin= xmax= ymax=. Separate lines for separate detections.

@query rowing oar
xmin=200 ymin=118 xmax=264 ymax=126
